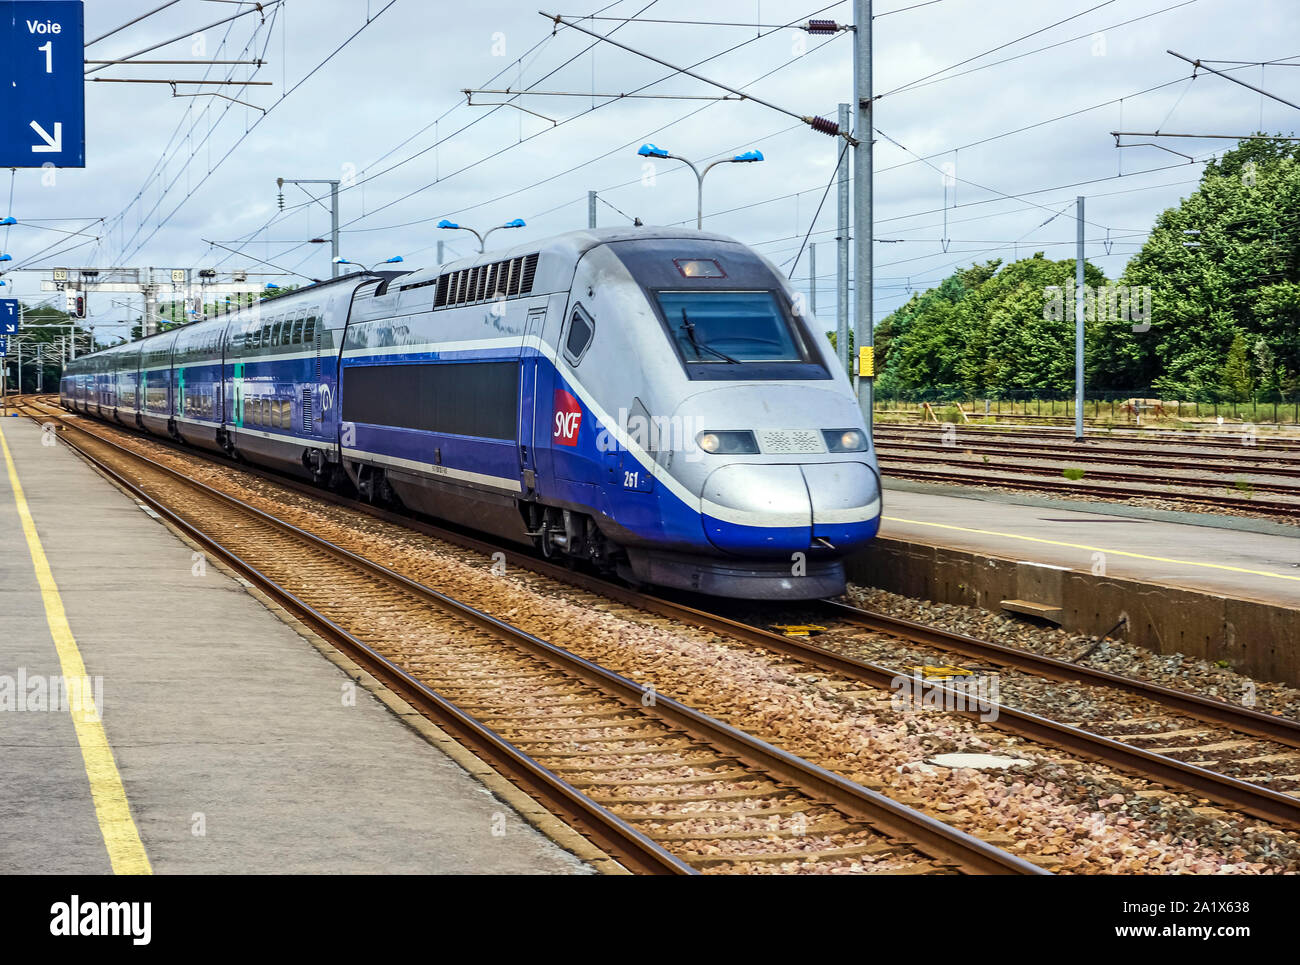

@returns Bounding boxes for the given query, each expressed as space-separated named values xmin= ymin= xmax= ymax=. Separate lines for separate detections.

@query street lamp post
xmin=332 ymin=255 xmax=405 ymax=274
xmin=636 ymin=144 xmax=764 ymax=229
xmin=437 ymin=218 xmax=526 ymax=253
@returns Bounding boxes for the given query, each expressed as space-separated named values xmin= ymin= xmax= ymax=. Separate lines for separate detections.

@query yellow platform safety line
xmin=0 ymin=422 xmax=152 ymax=875
xmin=883 ymin=515 xmax=1300 ymax=584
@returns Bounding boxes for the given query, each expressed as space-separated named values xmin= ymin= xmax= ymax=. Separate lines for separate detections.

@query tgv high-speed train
xmin=61 ymin=228 xmax=882 ymax=599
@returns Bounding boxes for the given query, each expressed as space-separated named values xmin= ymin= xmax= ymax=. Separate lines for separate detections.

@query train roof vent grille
xmin=429 ymin=253 xmax=540 ymax=310
xmin=519 ymin=252 xmax=539 ymax=293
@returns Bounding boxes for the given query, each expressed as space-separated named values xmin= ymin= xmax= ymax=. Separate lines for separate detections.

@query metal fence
xmin=874 ymin=389 xmax=1300 ymax=426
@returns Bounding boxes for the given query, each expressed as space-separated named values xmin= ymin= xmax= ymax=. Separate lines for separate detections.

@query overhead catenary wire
xmin=876 ymin=0 xmax=1204 ymax=101
xmin=209 ymin=0 xmax=658 ymax=273
xmin=543 ymin=10 xmax=854 ymax=141
xmin=785 ymin=136 xmax=850 ymax=273
xmin=85 ymin=1 xmax=283 ymax=76
xmin=256 ymin=4 xmax=850 ymax=276
xmin=104 ymin=10 xmax=272 ymax=265
xmin=878 ymin=0 xmax=1120 ymax=100
xmin=117 ymin=2 xmax=399 ymax=266
xmin=84 ymin=0 xmax=184 ymax=47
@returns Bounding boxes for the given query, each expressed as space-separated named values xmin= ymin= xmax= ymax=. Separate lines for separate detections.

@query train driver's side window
xmin=563 ymin=305 xmax=594 ymax=365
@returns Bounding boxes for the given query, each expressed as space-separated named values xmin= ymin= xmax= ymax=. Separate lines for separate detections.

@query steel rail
xmin=874 ymin=424 xmax=1300 ymax=453
xmin=875 ymin=463 xmax=1300 ymax=516
xmin=875 ymin=436 xmax=1300 ymax=478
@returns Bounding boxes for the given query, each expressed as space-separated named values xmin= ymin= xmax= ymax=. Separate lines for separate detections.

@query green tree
xmin=1093 ymin=136 xmax=1300 ymax=398
xmin=874 ymin=253 xmax=1105 ymax=398
xmin=1221 ymin=331 xmax=1252 ymax=402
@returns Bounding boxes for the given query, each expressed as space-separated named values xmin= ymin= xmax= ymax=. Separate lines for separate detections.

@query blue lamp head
xmin=0 ymin=279 xmax=6 ymax=286
xmin=637 ymin=143 xmax=669 ymax=159
xmin=0 ymin=254 xmax=11 ymax=262
xmin=332 ymin=256 xmax=351 ymax=265
xmin=437 ymin=218 xmax=460 ymax=230
xmin=383 ymin=256 xmax=403 ymax=264
xmin=264 ymin=283 xmax=280 ymax=291
xmin=0 ymin=216 xmax=15 ymax=226
xmin=732 ymin=149 xmax=764 ymax=163
xmin=503 ymin=218 xmax=526 ymax=229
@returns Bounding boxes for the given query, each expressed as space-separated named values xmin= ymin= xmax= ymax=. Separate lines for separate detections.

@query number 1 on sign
xmin=38 ymin=41 xmax=52 ymax=73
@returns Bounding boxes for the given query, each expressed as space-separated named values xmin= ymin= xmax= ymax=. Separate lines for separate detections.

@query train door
xmin=517 ymin=306 xmax=547 ymax=494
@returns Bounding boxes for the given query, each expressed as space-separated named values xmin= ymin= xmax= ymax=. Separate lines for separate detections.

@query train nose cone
xmin=801 ymin=461 xmax=882 ymax=548
xmin=700 ymin=462 xmax=881 ymax=555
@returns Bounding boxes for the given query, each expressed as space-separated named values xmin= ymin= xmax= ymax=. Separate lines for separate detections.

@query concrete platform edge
xmin=848 ymin=536 xmax=1300 ymax=687
xmin=883 ymin=479 xmax=1300 ymax=539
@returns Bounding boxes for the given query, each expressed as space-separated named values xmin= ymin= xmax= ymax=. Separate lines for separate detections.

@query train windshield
xmin=656 ymin=291 xmax=805 ymax=365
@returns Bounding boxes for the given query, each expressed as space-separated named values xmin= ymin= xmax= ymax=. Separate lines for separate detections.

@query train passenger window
xmin=563 ymin=307 xmax=594 ymax=365
xmin=291 ymin=314 xmax=305 ymax=344
xmin=303 ymin=317 xmax=316 ymax=345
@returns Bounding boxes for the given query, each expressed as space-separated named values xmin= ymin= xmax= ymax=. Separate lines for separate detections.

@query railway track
xmin=876 ymin=423 xmax=1300 ymax=454
xmin=874 ymin=433 xmax=1300 ymax=478
xmin=24 ymin=399 xmax=1300 ymax=852
xmin=878 ymin=451 xmax=1300 ymax=497
xmin=874 ymin=461 xmax=1300 ymax=518
xmin=28 ymin=403 xmax=1042 ymax=876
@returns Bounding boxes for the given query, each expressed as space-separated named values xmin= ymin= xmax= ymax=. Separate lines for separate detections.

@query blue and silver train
xmin=61 ymin=227 xmax=882 ymax=599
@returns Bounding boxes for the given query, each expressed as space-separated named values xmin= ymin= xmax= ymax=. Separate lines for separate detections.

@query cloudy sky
xmin=4 ymin=0 xmax=1298 ymax=338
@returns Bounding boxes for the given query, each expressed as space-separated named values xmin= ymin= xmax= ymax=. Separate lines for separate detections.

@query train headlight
xmin=823 ymin=428 xmax=868 ymax=452
xmin=696 ymin=430 xmax=759 ymax=455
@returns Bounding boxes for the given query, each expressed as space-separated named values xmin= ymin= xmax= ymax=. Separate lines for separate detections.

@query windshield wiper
xmin=679 ymin=308 xmax=740 ymax=363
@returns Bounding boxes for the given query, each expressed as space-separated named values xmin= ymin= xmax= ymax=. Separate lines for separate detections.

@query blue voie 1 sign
xmin=1 ymin=298 xmax=16 ymax=334
xmin=1 ymin=1 xmax=85 ymax=168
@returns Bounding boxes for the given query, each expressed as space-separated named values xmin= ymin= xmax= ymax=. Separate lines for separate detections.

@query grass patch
xmin=1062 ymin=467 xmax=1086 ymax=481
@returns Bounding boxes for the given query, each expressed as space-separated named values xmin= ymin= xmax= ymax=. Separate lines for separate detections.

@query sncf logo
xmin=553 ymin=388 xmax=582 ymax=446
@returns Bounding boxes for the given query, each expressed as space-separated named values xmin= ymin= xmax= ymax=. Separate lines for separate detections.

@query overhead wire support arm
xmin=1111 ymin=131 xmax=1300 ymax=140
xmin=539 ymin=11 xmax=858 ymax=143
xmin=89 ymin=78 xmax=273 ymax=85
xmin=1167 ymin=50 xmax=1300 ymax=111
xmin=84 ymin=59 xmax=268 ymax=66
xmin=85 ymin=1 xmax=282 ymax=76
xmin=173 ymin=92 xmax=268 ymax=113
xmin=462 ymin=92 xmax=558 ymax=125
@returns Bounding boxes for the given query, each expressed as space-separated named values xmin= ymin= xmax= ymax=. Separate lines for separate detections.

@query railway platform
xmin=875 ymin=480 xmax=1299 ymax=606
xmin=0 ymin=416 xmax=592 ymax=875
xmin=852 ymin=479 xmax=1300 ymax=686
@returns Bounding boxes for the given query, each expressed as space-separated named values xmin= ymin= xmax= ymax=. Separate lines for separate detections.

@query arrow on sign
xmin=30 ymin=121 xmax=63 ymax=153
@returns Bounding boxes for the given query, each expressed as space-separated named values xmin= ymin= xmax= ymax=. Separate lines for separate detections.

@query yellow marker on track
xmin=0 ymin=423 xmax=152 ymax=875
xmin=883 ymin=515 xmax=1300 ymax=584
